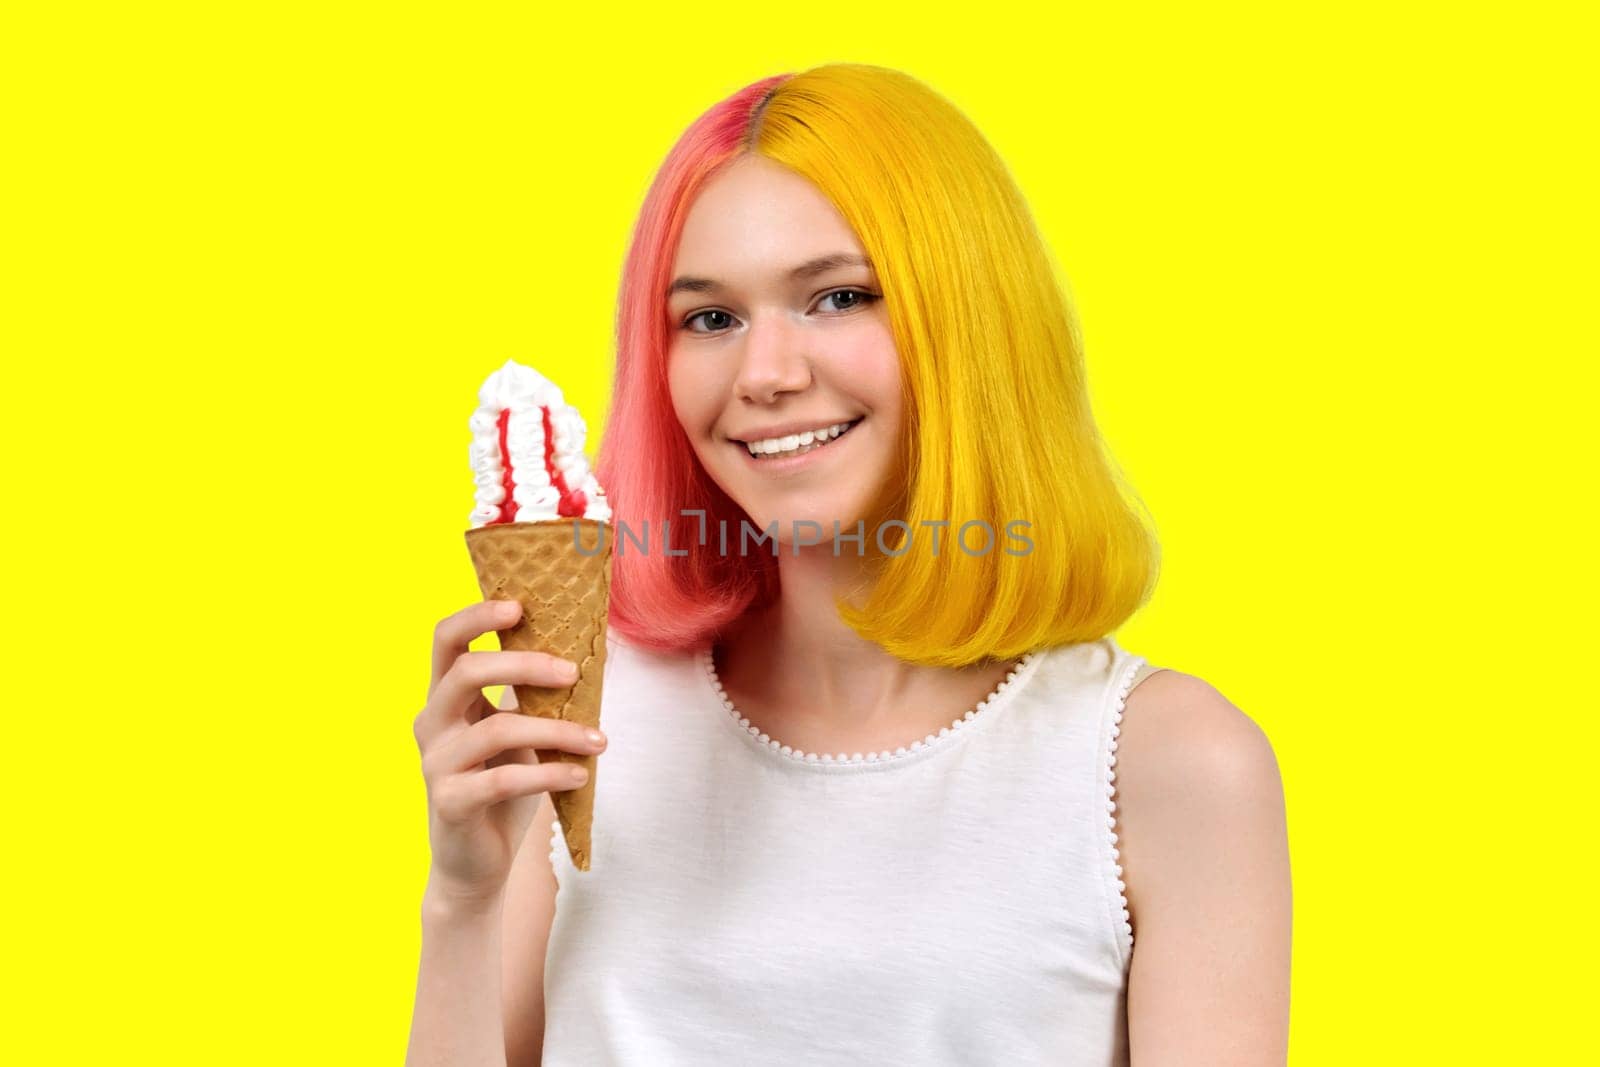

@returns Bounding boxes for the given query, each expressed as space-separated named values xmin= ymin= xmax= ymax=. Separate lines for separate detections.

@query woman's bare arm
xmin=407 ymin=684 xmax=564 ymax=1067
xmin=406 ymin=876 xmax=509 ymax=1066
xmin=1115 ymin=671 xmax=1292 ymax=1065
xmin=500 ymin=692 xmax=562 ymax=1065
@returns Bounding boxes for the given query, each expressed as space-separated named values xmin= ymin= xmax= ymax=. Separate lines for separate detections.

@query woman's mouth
xmin=732 ymin=417 xmax=864 ymax=469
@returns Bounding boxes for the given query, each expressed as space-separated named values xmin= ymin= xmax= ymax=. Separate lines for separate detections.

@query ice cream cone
xmin=465 ymin=517 xmax=612 ymax=871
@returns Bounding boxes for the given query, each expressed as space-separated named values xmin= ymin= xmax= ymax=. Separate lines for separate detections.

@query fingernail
xmin=569 ymin=764 xmax=589 ymax=782
xmin=563 ymin=662 xmax=581 ymax=682
xmin=586 ymin=728 xmax=606 ymax=746
xmin=500 ymin=600 xmax=520 ymax=617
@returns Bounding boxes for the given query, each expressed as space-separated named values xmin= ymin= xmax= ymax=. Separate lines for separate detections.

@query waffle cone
xmin=464 ymin=518 xmax=612 ymax=871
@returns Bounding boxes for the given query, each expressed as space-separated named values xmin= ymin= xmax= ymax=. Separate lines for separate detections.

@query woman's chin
xmin=746 ymin=511 xmax=877 ymax=554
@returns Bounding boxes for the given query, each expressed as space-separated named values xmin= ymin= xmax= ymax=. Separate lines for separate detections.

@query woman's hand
xmin=413 ymin=599 xmax=607 ymax=910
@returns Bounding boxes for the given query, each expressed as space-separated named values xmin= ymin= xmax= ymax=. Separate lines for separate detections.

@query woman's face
xmin=665 ymin=155 xmax=903 ymax=545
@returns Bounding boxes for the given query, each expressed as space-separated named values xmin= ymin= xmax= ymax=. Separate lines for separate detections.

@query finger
xmin=433 ymin=762 xmax=591 ymax=823
xmin=428 ymin=711 xmax=605 ymax=779
xmin=429 ymin=600 xmax=522 ymax=698
xmin=417 ymin=650 xmax=581 ymax=743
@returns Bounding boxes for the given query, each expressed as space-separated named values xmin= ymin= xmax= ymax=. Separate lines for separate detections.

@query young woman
xmin=410 ymin=64 xmax=1291 ymax=1067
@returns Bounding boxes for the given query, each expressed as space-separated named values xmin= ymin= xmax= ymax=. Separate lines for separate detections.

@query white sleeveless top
xmin=540 ymin=627 xmax=1146 ymax=1066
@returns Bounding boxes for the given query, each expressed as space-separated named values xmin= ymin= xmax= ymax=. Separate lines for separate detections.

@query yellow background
xmin=4 ymin=2 xmax=1592 ymax=1062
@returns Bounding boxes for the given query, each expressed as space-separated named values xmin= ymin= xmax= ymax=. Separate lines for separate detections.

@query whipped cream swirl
xmin=467 ymin=359 xmax=611 ymax=527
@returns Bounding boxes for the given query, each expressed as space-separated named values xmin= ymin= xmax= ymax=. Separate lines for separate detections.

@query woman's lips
xmin=731 ymin=417 xmax=864 ymax=472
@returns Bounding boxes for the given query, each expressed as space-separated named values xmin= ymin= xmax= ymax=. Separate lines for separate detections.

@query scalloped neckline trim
xmin=695 ymin=643 xmax=1048 ymax=771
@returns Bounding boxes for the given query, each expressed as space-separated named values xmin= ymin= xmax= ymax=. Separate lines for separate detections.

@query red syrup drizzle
xmin=493 ymin=408 xmax=519 ymax=524
xmin=490 ymin=406 xmax=588 ymax=525
xmin=542 ymin=406 xmax=589 ymax=519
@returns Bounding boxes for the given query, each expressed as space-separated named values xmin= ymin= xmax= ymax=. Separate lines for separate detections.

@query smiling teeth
xmin=746 ymin=420 xmax=855 ymax=457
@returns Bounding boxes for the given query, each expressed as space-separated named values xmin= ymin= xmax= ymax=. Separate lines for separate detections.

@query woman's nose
xmin=734 ymin=312 xmax=812 ymax=403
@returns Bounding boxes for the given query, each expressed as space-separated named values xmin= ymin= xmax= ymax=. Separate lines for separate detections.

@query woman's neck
xmin=712 ymin=548 xmax=1021 ymax=754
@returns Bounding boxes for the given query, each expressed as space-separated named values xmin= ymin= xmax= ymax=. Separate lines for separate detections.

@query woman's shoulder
xmin=1116 ymin=668 xmax=1279 ymax=803
xmin=1112 ymin=665 xmax=1285 ymax=913
xmin=1112 ymin=667 xmax=1292 ymax=1050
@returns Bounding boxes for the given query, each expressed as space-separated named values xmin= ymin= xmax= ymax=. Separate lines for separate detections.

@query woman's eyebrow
xmin=667 ymin=253 xmax=874 ymax=297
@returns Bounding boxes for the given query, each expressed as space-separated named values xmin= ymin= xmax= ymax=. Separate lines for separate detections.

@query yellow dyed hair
xmin=748 ymin=64 xmax=1160 ymax=665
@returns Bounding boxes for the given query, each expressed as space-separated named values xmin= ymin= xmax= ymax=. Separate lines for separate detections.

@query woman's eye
xmin=819 ymin=288 xmax=879 ymax=313
xmin=683 ymin=309 xmax=735 ymax=334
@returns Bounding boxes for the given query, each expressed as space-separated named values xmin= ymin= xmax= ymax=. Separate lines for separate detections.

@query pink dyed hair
xmin=596 ymin=75 xmax=791 ymax=655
